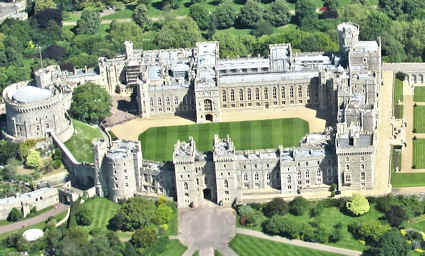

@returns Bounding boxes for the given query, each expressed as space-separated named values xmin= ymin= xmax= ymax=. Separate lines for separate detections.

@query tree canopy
xmin=154 ymin=18 xmax=201 ymax=49
xmin=346 ymin=193 xmax=370 ymax=216
xmin=76 ymin=10 xmax=101 ymax=35
xmin=70 ymin=83 xmax=112 ymax=124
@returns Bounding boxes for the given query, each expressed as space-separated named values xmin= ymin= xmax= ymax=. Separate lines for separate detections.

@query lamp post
xmin=37 ymin=45 xmax=43 ymax=68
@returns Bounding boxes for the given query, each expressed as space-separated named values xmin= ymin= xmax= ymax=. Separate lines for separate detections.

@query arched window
xmin=222 ymin=90 xmax=227 ymax=102
xmin=254 ymin=172 xmax=259 ymax=180
xmin=204 ymin=99 xmax=213 ymax=111
xmin=239 ymin=89 xmax=244 ymax=101
xmin=264 ymin=88 xmax=269 ymax=100
xmin=243 ymin=173 xmax=248 ymax=181
xmin=224 ymin=180 xmax=229 ymax=188
xmin=255 ymin=88 xmax=260 ymax=100
xmin=281 ymin=87 xmax=286 ymax=98
xmin=305 ymin=170 xmax=310 ymax=179
xmin=184 ymin=182 xmax=188 ymax=190
xmin=158 ymin=97 xmax=162 ymax=105
xmin=166 ymin=97 xmax=170 ymax=105
xmin=247 ymin=88 xmax=252 ymax=100
xmin=298 ymin=86 xmax=303 ymax=97
xmin=290 ymin=87 xmax=294 ymax=98
xmin=273 ymin=87 xmax=277 ymax=99
xmin=230 ymin=89 xmax=235 ymax=101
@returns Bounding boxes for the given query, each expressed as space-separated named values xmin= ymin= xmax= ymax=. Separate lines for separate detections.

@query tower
xmin=337 ymin=23 xmax=359 ymax=55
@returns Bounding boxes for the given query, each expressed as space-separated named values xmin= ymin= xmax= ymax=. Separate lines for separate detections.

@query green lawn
xmin=139 ymin=118 xmax=309 ymax=161
xmin=158 ymin=239 xmax=187 ymax=256
xmin=407 ymin=215 xmax=425 ymax=232
xmin=102 ymin=8 xmax=134 ymax=20
xmin=414 ymin=106 xmax=425 ymax=133
xmin=392 ymin=173 xmax=425 ymax=187
xmin=391 ymin=147 xmax=402 ymax=172
xmin=81 ymin=197 xmax=120 ymax=232
xmin=65 ymin=119 xmax=104 ymax=163
xmin=413 ymin=139 xmax=425 ymax=169
xmin=414 ymin=87 xmax=425 ymax=102
xmin=394 ymin=79 xmax=404 ymax=119
xmin=230 ymin=234 xmax=342 ymax=256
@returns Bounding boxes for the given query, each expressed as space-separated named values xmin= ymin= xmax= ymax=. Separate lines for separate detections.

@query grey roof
xmin=337 ymin=134 xmax=373 ymax=148
xmin=106 ymin=141 xmax=139 ymax=160
xmin=11 ymin=86 xmax=52 ymax=103
xmin=148 ymin=66 xmax=161 ymax=81
xmin=219 ymin=71 xmax=318 ymax=85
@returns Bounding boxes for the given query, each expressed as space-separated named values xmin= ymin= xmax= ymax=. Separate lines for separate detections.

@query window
xmin=166 ymin=97 xmax=170 ymax=105
xmin=290 ymin=87 xmax=294 ymax=98
xmin=239 ymin=89 xmax=244 ymax=101
xmin=287 ymin=185 xmax=292 ymax=190
xmin=361 ymin=172 xmax=366 ymax=181
xmin=297 ymin=171 xmax=301 ymax=180
xmin=230 ymin=89 xmax=235 ymax=101
xmin=345 ymin=172 xmax=352 ymax=183
xmin=264 ymin=88 xmax=269 ymax=100
xmin=247 ymin=88 xmax=252 ymax=100
xmin=287 ymin=175 xmax=291 ymax=183
xmin=361 ymin=156 xmax=365 ymax=161
xmin=243 ymin=173 xmax=248 ymax=181
xmin=281 ymin=87 xmax=286 ymax=98
xmin=158 ymin=97 xmax=162 ymax=105
xmin=273 ymin=87 xmax=277 ymax=99
xmin=204 ymin=99 xmax=213 ymax=111
xmin=150 ymin=98 xmax=154 ymax=107
xmin=184 ymin=182 xmax=188 ymax=190
xmin=346 ymin=164 xmax=350 ymax=171
xmin=224 ymin=180 xmax=229 ymax=188
xmin=254 ymin=173 xmax=259 ymax=180
xmin=298 ymin=86 xmax=303 ymax=97
xmin=222 ymin=90 xmax=227 ymax=102
xmin=256 ymin=88 xmax=260 ymax=100
xmin=305 ymin=170 xmax=310 ymax=179
xmin=174 ymin=96 xmax=179 ymax=105
xmin=346 ymin=156 xmax=349 ymax=162
xmin=267 ymin=173 xmax=270 ymax=180
xmin=361 ymin=164 xmax=365 ymax=170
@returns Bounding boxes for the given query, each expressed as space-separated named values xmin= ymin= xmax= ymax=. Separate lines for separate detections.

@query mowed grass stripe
xmin=229 ymin=234 xmax=341 ymax=256
xmin=139 ymin=118 xmax=309 ymax=161
xmin=413 ymin=139 xmax=425 ymax=169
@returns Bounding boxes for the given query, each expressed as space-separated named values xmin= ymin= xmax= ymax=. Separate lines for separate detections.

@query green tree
xmin=289 ymin=196 xmax=310 ymax=216
xmin=346 ymin=193 xmax=370 ymax=216
xmin=238 ymin=205 xmax=265 ymax=228
xmin=379 ymin=0 xmax=403 ymax=19
xmin=70 ymin=83 xmax=112 ymax=123
xmin=262 ymin=198 xmax=289 ymax=217
xmin=324 ymin=0 xmax=338 ymax=9
xmin=385 ymin=205 xmax=407 ymax=227
xmin=295 ymin=0 xmax=318 ymax=31
xmin=7 ymin=208 xmax=23 ymax=222
xmin=131 ymin=226 xmax=158 ymax=249
xmin=213 ymin=3 xmax=237 ymax=29
xmin=212 ymin=33 xmax=255 ymax=58
xmin=154 ymin=18 xmax=201 ymax=49
xmin=237 ymin=0 xmax=262 ymax=28
xmin=0 ymin=140 xmax=19 ymax=164
xmin=264 ymin=215 xmax=301 ymax=239
xmin=153 ymin=203 xmax=173 ymax=225
xmin=133 ymin=4 xmax=152 ymax=31
xmin=359 ymin=10 xmax=391 ymax=41
xmin=2 ymin=158 xmax=19 ymax=181
xmin=349 ymin=220 xmax=391 ymax=245
xmin=265 ymin=0 xmax=291 ymax=27
xmin=251 ymin=20 xmax=274 ymax=37
xmin=189 ymin=4 xmax=211 ymax=30
xmin=297 ymin=32 xmax=338 ymax=52
xmin=34 ymin=0 xmax=57 ymax=13
xmin=76 ymin=9 xmax=101 ymax=35
xmin=375 ymin=229 xmax=409 ymax=256
xmin=109 ymin=22 xmax=144 ymax=51
xmin=25 ymin=149 xmax=42 ymax=169
xmin=76 ymin=208 xmax=92 ymax=226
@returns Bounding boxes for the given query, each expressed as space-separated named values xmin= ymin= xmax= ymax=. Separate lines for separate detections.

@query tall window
xmin=290 ymin=87 xmax=294 ymax=98
xmin=281 ymin=87 xmax=286 ymax=98
xmin=166 ymin=97 xmax=170 ymax=105
xmin=243 ymin=173 xmax=248 ymax=181
xmin=204 ymin=99 xmax=213 ymax=111
xmin=224 ymin=180 xmax=229 ymax=188
xmin=267 ymin=173 xmax=270 ymax=181
xmin=256 ymin=88 xmax=260 ymax=100
xmin=184 ymin=182 xmax=188 ymax=190
xmin=150 ymin=98 xmax=154 ymax=107
xmin=361 ymin=172 xmax=366 ymax=181
xmin=239 ymin=89 xmax=244 ymax=101
xmin=273 ymin=87 xmax=277 ymax=99
xmin=174 ymin=96 xmax=179 ymax=105
xmin=254 ymin=172 xmax=259 ymax=180
xmin=264 ymin=88 xmax=269 ymax=100
xmin=298 ymin=86 xmax=303 ymax=97
xmin=222 ymin=90 xmax=227 ymax=102
xmin=287 ymin=175 xmax=291 ymax=184
xmin=158 ymin=97 xmax=162 ymax=105
xmin=230 ymin=89 xmax=235 ymax=101
xmin=247 ymin=88 xmax=252 ymax=100
xmin=305 ymin=170 xmax=310 ymax=179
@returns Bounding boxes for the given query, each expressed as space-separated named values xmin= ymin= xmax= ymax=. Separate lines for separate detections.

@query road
xmin=236 ymin=228 xmax=362 ymax=256
xmin=0 ymin=203 xmax=69 ymax=234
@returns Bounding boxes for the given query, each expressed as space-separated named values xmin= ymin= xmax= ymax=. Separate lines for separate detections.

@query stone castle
xmin=1 ymin=23 xmax=382 ymax=208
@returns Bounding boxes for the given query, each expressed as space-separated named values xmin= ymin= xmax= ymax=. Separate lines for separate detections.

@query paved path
xmin=63 ymin=18 xmax=132 ymax=26
xmin=179 ymin=200 xmax=237 ymax=256
xmin=236 ymin=228 xmax=362 ymax=256
xmin=0 ymin=203 xmax=69 ymax=234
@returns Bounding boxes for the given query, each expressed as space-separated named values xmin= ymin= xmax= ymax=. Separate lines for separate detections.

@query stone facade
xmin=0 ymin=1 xmax=27 ymax=24
xmin=2 ymin=80 xmax=74 ymax=143
xmin=0 ymin=188 xmax=59 ymax=220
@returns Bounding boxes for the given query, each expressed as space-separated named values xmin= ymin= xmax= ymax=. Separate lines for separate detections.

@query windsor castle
xmin=2 ymin=23 xmax=383 ymax=208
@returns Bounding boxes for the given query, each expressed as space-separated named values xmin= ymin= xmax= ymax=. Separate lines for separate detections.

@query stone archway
xmin=205 ymin=114 xmax=213 ymax=122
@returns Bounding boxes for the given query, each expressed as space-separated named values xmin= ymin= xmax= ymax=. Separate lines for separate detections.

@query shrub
xmin=238 ymin=205 xmax=265 ymax=227
xmin=25 ymin=149 xmax=42 ymax=169
xmin=262 ymin=198 xmax=288 ymax=217
xmin=289 ymin=196 xmax=310 ymax=216
xmin=53 ymin=159 xmax=61 ymax=169
xmin=76 ymin=207 xmax=91 ymax=226
xmin=349 ymin=220 xmax=391 ymax=245
xmin=386 ymin=205 xmax=408 ymax=227
xmin=131 ymin=226 xmax=158 ymax=249
xmin=7 ymin=208 xmax=23 ymax=222
xmin=264 ymin=215 xmax=301 ymax=239
xmin=346 ymin=193 xmax=370 ymax=216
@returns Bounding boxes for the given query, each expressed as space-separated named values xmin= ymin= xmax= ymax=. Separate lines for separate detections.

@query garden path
xmin=235 ymin=228 xmax=362 ymax=256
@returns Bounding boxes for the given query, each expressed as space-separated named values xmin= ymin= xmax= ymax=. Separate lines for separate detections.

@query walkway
xmin=0 ymin=203 xmax=69 ymax=234
xmin=236 ymin=228 xmax=362 ymax=256
xmin=63 ymin=18 xmax=131 ymax=26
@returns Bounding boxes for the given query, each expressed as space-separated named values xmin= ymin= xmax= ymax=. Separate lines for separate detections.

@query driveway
xmin=179 ymin=200 xmax=237 ymax=256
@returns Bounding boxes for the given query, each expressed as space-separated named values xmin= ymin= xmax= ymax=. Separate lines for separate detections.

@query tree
xmin=265 ymin=0 xmax=291 ymax=27
xmin=324 ymin=0 xmax=338 ymax=10
xmin=213 ymin=3 xmax=237 ymax=29
xmin=289 ymin=196 xmax=310 ymax=216
xmin=70 ymin=83 xmax=112 ymax=123
xmin=131 ymin=226 xmax=158 ymax=249
xmin=237 ymin=0 xmax=262 ymax=28
xmin=2 ymin=158 xmax=19 ymax=181
xmin=25 ymin=149 xmax=42 ymax=169
xmin=359 ymin=10 xmax=391 ymax=41
xmin=43 ymin=45 xmax=67 ymax=61
xmin=109 ymin=22 xmax=144 ymax=51
xmin=133 ymin=4 xmax=152 ymax=31
xmin=7 ymin=208 xmax=23 ymax=222
xmin=76 ymin=208 xmax=92 ymax=226
xmin=297 ymin=32 xmax=338 ymax=52
xmin=375 ymin=229 xmax=409 ymax=256
xmin=34 ymin=0 xmax=57 ymax=13
xmin=35 ymin=8 xmax=63 ymax=28
xmin=262 ymin=198 xmax=288 ymax=217
xmin=0 ymin=140 xmax=19 ymax=164
xmin=153 ymin=203 xmax=173 ymax=225
xmin=346 ymin=193 xmax=370 ymax=216
xmin=212 ymin=33 xmax=255 ymax=58
xmin=251 ymin=20 xmax=274 ymax=37
xmin=76 ymin=9 xmax=101 ymax=35
xmin=379 ymin=0 xmax=403 ymax=19
xmin=238 ymin=205 xmax=265 ymax=227
xmin=349 ymin=220 xmax=391 ymax=245
xmin=295 ymin=0 xmax=318 ymax=31
xmin=385 ymin=205 xmax=408 ymax=227
xmin=189 ymin=4 xmax=211 ymax=30
xmin=264 ymin=215 xmax=301 ymax=239
xmin=154 ymin=18 xmax=201 ymax=49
